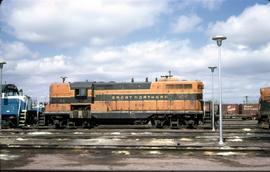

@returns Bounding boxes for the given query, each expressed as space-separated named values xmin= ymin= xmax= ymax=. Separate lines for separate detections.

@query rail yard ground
xmin=1 ymin=118 xmax=270 ymax=171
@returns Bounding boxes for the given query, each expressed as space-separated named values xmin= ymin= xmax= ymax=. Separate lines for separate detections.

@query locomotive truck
xmin=40 ymin=75 xmax=205 ymax=129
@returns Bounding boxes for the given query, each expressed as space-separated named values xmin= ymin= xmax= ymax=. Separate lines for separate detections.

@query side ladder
xmin=18 ymin=110 xmax=27 ymax=127
xmin=38 ymin=113 xmax=46 ymax=127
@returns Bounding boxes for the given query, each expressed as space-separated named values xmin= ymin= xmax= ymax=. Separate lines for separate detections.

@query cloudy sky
xmin=0 ymin=0 xmax=270 ymax=103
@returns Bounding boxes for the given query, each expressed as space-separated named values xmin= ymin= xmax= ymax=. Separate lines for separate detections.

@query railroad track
xmin=1 ymin=144 xmax=270 ymax=152
xmin=1 ymin=124 xmax=270 ymax=171
xmin=1 ymin=127 xmax=269 ymax=140
xmin=1 ymin=119 xmax=268 ymax=152
xmin=1 ymin=128 xmax=270 ymax=151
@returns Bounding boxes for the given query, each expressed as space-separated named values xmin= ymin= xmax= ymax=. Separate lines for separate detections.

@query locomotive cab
xmin=44 ymin=82 xmax=93 ymax=128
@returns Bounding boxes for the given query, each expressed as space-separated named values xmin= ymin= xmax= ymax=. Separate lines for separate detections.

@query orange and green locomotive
xmin=43 ymin=75 xmax=204 ymax=128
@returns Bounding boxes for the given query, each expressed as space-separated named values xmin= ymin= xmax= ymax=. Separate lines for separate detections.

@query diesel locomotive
xmin=258 ymin=87 xmax=270 ymax=128
xmin=41 ymin=75 xmax=205 ymax=128
xmin=1 ymin=84 xmax=41 ymax=128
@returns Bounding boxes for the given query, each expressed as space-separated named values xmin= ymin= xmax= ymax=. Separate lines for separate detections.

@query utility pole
xmin=245 ymin=96 xmax=248 ymax=104
xmin=0 ymin=61 xmax=6 ymax=129
xmin=212 ymin=35 xmax=227 ymax=145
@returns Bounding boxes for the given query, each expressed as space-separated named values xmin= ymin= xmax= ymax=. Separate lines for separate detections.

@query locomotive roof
xmin=261 ymin=87 xmax=270 ymax=90
xmin=69 ymin=79 xmax=202 ymax=90
xmin=70 ymin=81 xmax=152 ymax=90
xmin=1 ymin=84 xmax=19 ymax=93
xmin=260 ymin=87 xmax=270 ymax=95
xmin=70 ymin=82 xmax=93 ymax=89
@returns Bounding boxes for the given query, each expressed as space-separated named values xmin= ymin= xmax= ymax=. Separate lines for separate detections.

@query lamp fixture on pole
xmin=208 ymin=66 xmax=217 ymax=131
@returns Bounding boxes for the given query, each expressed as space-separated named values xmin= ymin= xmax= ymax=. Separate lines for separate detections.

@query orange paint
xmin=46 ymin=77 xmax=204 ymax=114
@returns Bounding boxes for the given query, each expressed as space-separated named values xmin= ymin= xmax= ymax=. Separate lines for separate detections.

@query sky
xmin=0 ymin=0 xmax=270 ymax=103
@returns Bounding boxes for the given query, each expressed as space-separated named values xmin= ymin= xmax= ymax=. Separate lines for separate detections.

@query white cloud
xmin=171 ymin=14 xmax=203 ymax=33
xmin=14 ymin=55 xmax=72 ymax=75
xmin=198 ymin=0 xmax=224 ymax=10
xmin=0 ymin=41 xmax=37 ymax=60
xmin=0 ymin=40 xmax=73 ymax=97
xmin=1 ymin=38 xmax=270 ymax=103
xmin=169 ymin=0 xmax=224 ymax=11
xmin=1 ymin=0 xmax=168 ymax=47
xmin=209 ymin=3 xmax=270 ymax=47
xmin=1 ymin=0 xmax=268 ymax=104
xmin=78 ymin=39 xmax=270 ymax=79
xmin=76 ymin=40 xmax=270 ymax=103
xmin=77 ymin=39 xmax=197 ymax=79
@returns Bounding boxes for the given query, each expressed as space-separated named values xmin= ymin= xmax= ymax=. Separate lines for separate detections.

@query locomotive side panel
xmin=91 ymin=78 xmax=204 ymax=128
xmin=45 ymin=83 xmax=73 ymax=113
xmin=91 ymin=81 xmax=203 ymax=113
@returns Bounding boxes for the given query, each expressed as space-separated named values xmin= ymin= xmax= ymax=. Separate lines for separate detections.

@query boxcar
xmin=239 ymin=104 xmax=259 ymax=120
xmin=222 ymin=104 xmax=239 ymax=117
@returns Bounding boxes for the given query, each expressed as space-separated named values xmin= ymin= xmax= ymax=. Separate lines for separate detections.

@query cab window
xmin=75 ymin=88 xmax=87 ymax=98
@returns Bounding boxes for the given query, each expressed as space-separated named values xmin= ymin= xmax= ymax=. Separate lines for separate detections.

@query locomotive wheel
xmin=192 ymin=123 xmax=198 ymax=129
xmin=54 ymin=120 xmax=65 ymax=129
xmin=82 ymin=121 xmax=90 ymax=128
xmin=154 ymin=120 xmax=161 ymax=128
xmin=8 ymin=121 xmax=16 ymax=128
xmin=89 ymin=120 xmax=96 ymax=128
xmin=154 ymin=119 xmax=166 ymax=128
xmin=60 ymin=120 xmax=66 ymax=128
xmin=54 ymin=120 xmax=60 ymax=129
xmin=170 ymin=118 xmax=179 ymax=129
xmin=151 ymin=119 xmax=155 ymax=126
xmin=81 ymin=119 xmax=95 ymax=128
xmin=186 ymin=119 xmax=195 ymax=129
xmin=54 ymin=124 xmax=60 ymax=129
xmin=196 ymin=120 xmax=203 ymax=129
xmin=67 ymin=121 xmax=76 ymax=129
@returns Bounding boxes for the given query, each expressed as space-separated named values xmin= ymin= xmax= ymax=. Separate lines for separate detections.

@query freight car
xmin=258 ymin=87 xmax=270 ymax=128
xmin=222 ymin=104 xmax=240 ymax=116
xmin=1 ymin=84 xmax=41 ymax=128
xmin=221 ymin=103 xmax=258 ymax=120
xmin=41 ymin=75 xmax=205 ymax=129
xmin=239 ymin=104 xmax=259 ymax=120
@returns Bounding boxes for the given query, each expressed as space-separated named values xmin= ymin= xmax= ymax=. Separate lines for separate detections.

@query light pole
xmin=212 ymin=35 xmax=226 ymax=145
xmin=0 ymin=61 xmax=6 ymax=129
xmin=208 ymin=66 xmax=217 ymax=131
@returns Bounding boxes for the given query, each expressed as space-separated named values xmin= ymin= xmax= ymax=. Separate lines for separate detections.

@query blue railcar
xmin=1 ymin=84 xmax=36 ymax=127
